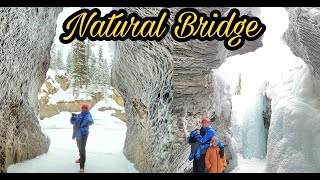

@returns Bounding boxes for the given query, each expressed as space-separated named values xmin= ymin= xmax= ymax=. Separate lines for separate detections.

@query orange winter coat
xmin=205 ymin=146 xmax=227 ymax=173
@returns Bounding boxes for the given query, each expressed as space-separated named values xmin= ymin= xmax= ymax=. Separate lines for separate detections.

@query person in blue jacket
xmin=189 ymin=118 xmax=225 ymax=173
xmin=70 ymin=104 xmax=94 ymax=173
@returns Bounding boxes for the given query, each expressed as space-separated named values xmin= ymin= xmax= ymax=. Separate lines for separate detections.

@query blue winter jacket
xmin=196 ymin=126 xmax=224 ymax=152
xmin=71 ymin=111 xmax=94 ymax=139
xmin=188 ymin=130 xmax=201 ymax=160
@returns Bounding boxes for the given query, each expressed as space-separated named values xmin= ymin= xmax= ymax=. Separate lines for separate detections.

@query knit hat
xmin=81 ymin=104 xmax=89 ymax=110
xmin=201 ymin=118 xmax=210 ymax=124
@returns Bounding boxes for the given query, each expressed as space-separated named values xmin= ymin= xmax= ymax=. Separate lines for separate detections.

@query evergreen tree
xmin=101 ymin=57 xmax=109 ymax=85
xmin=56 ymin=48 xmax=63 ymax=70
xmin=89 ymin=52 xmax=97 ymax=84
xmin=50 ymin=42 xmax=57 ymax=70
xmin=66 ymin=49 xmax=73 ymax=74
xmin=71 ymin=40 xmax=89 ymax=89
xmin=86 ymin=40 xmax=95 ymax=85
xmin=235 ymin=74 xmax=242 ymax=95
xmin=104 ymin=57 xmax=111 ymax=86
xmin=96 ymin=45 xmax=108 ymax=85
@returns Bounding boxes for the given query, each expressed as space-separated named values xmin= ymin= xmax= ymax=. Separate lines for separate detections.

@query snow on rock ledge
xmin=112 ymin=7 xmax=262 ymax=172
xmin=0 ymin=7 xmax=63 ymax=172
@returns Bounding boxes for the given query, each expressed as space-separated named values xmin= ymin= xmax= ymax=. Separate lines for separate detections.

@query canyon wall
xmin=0 ymin=7 xmax=63 ymax=172
xmin=111 ymin=7 xmax=262 ymax=172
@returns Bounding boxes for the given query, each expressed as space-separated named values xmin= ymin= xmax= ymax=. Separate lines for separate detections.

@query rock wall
xmin=262 ymin=92 xmax=271 ymax=145
xmin=112 ymin=7 xmax=262 ymax=172
xmin=283 ymin=7 xmax=320 ymax=77
xmin=112 ymin=8 xmax=173 ymax=172
xmin=0 ymin=7 xmax=62 ymax=172
xmin=171 ymin=8 xmax=263 ymax=172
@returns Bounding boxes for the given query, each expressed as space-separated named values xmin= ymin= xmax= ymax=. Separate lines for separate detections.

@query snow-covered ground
xmin=7 ymin=109 xmax=137 ymax=173
xmin=231 ymin=154 xmax=266 ymax=173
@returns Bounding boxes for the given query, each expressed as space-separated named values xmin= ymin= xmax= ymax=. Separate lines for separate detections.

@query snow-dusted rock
xmin=283 ymin=7 xmax=320 ymax=76
xmin=0 ymin=7 xmax=62 ymax=172
xmin=112 ymin=7 xmax=262 ymax=172
xmin=111 ymin=7 xmax=174 ymax=173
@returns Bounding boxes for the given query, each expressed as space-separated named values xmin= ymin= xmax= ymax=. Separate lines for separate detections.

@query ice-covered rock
xmin=112 ymin=7 xmax=262 ymax=172
xmin=111 ymin=7 xmax=174 ymax=173
xmin=0 ymin=7 xmax=62 ymax=172
xmin=283 ymin=7 xmax=320 ymax=77
xmin=265 ymin=7 xmax=320 ymax=172
xmin=266 ymin=59 xmax=320 ymax=173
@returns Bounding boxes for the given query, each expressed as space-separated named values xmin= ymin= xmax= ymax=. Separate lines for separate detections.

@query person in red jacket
xmin=205 ymin=136 xmax=227 ymax=173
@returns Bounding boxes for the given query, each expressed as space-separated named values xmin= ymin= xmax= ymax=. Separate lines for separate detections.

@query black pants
xmin=76 ymin=134 xmax=88 ymax=169
xmin=193 ymin=154 xmax=206 ymax=173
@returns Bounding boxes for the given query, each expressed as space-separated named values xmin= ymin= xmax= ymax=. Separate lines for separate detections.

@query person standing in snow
xmin=70 ymin=104 xmax=94 ymax=173
xmin=189 ymin=118 xmax=225 ymax=173
xmin=205 ymin=136 xmax=227 ymax=173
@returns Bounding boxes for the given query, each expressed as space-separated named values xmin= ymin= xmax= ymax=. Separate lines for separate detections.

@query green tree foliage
xmin=71 ymin=40 xmax=89 ymax=88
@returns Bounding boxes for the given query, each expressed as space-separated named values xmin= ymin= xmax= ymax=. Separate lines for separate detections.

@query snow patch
xmin=231 ymin=154 xmax=266 ymax=173
xmin=91 ymin=98 xmax=125 ymax=112
xmin=38 ymin=92 xmax=47 ymax=99
xmin=56 ymin=70 xmax=66 ymax=77
xmin=46 ymin=68 xmax=57 ymax=81
xmin=48 ymin=89 xmax=75 ymax=105
xmin=41 ymin=83 xmax=48 ymax=93
xmin=47 ymin=79 xmax=60 ymax=89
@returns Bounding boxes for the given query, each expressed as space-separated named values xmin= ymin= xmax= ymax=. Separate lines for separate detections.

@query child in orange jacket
xmin=205 ymin=136 xmax=227 ymax=173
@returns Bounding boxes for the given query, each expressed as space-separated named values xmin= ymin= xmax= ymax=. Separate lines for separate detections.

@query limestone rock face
xmin=283 ymin=7 xmax=320 ymax=76
xmin=0 ymin=7 xmax=63 ymax=172
xmin=112 ymin=7 xmax=262 ymax=172
xmin=112 ymin=8 xmax=173 ymax=173
xmin=171 ymin=7 xmax=262 ymax=172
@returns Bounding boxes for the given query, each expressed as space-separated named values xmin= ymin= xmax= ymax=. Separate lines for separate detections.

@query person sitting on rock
xmin=70 ymin=104 xmax=94 ymax=173
xmin=205 ymin=136 xmax=227 ymax=173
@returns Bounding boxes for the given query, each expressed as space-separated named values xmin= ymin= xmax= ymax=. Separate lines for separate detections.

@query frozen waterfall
xmin=240 ymin=92 xmax=266 ymax=159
